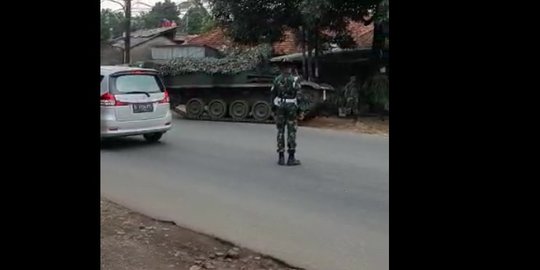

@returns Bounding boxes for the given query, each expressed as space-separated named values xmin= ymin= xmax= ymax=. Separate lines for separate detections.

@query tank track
xmin=168 ymin=83 xmax=326 ymax=125
xmin=171 ymin=104 xmax=322 ymax=124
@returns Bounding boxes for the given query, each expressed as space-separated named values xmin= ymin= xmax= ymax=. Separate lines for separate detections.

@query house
xmin=185 ymin=27 xmax=301 ymax=55
xmin=100 ymin=42 xmax=123 ymax=66
xmin=172 ymin=32 xmax=199 ymax=45
xmin=184 ymin=28 xmax=233 ymax=51
xmin=100 ymin=26 xmax=179 ymax=65
xmin=185 ymin=20 xmax=374 ymax=56
xmin=151 ymin=44 xmax=221 ymax=61
xmin=185 ymin=21 xmax=375 ymax=87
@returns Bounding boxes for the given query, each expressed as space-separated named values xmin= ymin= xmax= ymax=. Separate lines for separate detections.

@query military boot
xmin=278 ymin=152 xmax=285 ymax=165
xmin=287 ymin=150 xmax=301 ymax=166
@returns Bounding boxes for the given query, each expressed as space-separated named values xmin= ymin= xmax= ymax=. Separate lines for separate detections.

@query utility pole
xmin=104 ymin=0 xmax=134 ymax=63
xmin=124 ymin=0 xmax=131 ymax=64
xmin=185 ymin=11 xmax=189 ymax=34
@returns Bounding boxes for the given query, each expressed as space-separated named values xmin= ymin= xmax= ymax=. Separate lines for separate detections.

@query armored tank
xmin=137 ymin=44 xmax=333 ymax=123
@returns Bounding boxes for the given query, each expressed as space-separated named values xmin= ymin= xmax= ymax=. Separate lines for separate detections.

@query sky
xmin=101 ymin=0 xmax=176 ymax=15
xmin=100 ymin=0 xmax=209 ymax=15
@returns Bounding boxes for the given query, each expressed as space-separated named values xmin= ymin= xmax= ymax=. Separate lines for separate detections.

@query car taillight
xmin=159 ymin=90 xmax=170 ymax=104
xmin=100 ymin=93 xmax=115 ymax=106
xmin=100 ymin=93 xmax=127 ymax=106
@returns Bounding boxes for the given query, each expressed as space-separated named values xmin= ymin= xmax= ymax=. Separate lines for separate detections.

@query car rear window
xmin=111 ymin=74 xmax=164 ymax=94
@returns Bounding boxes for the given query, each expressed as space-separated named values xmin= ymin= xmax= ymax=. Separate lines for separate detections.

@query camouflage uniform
xmin=363 ymin=69 xmax=389 ymax=120
xmin=271 ymin=72 xmax=302 ymax=165
xmin=343 ymin=77 xmax=360 ymax=117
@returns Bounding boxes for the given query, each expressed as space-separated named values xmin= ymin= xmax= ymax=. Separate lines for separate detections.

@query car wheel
xmin=143 ymin=132 xmax=163 ymax=143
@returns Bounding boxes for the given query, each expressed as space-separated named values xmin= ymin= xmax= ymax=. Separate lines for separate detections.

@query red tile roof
xmin=186 ymin=28 xmax=233 ymax=51
xmin=346 ymin=21 xmax=374 ymax=48
xmin=272 ymin=29 xmax=302 ymax=55
xmin=186 ymin=21 xmax=374 ymax=55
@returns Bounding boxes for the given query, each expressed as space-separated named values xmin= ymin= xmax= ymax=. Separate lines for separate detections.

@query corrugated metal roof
xmin=111 ymin=26 xmax=178 ymax=49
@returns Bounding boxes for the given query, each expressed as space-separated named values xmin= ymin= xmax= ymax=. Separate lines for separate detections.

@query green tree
xmin=207 ymin=0 xmax=383 ymax=79
xmin=200 ymin=16 xmax=217 ymax=33
xmin=141 ymin=0 xmax=181 ymax=28
xmin=182 ymin=5 xmax=214 ymax=34
xmin=178 ymin=0 xmax=204 ymax=12
xmin=101 ymin=8 xmax=125 ymax=41
xmin=208 ymin=0 xmax=379 ymax=43
xmin=131 ymin=13 xmax=148 ymax=31
xmin=361 ymin=0 xmax=389 ymax=70
xmin=178 ymin=0 xmax=216 ymax=34
xmin=209 ymin=0 xmax=300 ymax=44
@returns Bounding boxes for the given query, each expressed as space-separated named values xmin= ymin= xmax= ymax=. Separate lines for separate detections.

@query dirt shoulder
xmin=101 ymin=199 xmax=300 ymax=270
xmin=173 ymin=109 xmax=388 ymax=136
xmin=301 ymin=116 xmax=389 ymax=136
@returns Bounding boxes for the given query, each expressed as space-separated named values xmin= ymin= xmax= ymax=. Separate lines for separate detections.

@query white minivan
xmin=100 ymin=66 xmax=172 ymax=142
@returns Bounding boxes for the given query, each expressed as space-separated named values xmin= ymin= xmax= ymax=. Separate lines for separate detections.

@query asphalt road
xmin=101 ymin=118 xmax=389 ymax=270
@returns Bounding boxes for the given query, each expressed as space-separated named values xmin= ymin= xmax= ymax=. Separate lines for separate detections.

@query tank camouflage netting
xmin=157 ymin=44 xmax=274 ymax=76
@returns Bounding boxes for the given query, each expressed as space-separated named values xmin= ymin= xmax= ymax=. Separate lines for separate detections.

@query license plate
xmin=132 ymin=103 xmax=154 ymax=113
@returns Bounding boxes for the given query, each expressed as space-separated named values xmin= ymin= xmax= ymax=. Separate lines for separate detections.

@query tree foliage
xmin=363 ymin=72 xmax=389 ymax=106
xmin=209 ymin=0 xmax=300 ymax=44
xmin=183 ymin=5 xmax=215 ymax=34
xmin=206 ymin=0 xmax=385 ymax=80
xmin=101 ymin=9 xmax=125 ymax=41
xmin=207 ymin=0 xmax=379 ymax=45
xmin=141 ymin=0 xmax=181 ymax=28
xmin=130 ymin=14 xmax=147 ymax=31
xmin=179 ymin=0 xmax=205 ymax=12
xmin=101 ymin=0 xmax=183 ymax=40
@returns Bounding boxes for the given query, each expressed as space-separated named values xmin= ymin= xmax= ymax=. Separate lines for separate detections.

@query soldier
xmin=363 ymin=66 xmax=389 ymax=121
xmin=343 ymin=76 xmax=360 ymax=121
xmin=271 ymin=60 xmax=303 ymax=166
xmin=335 ymin=87 xmax=347 ymax=117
